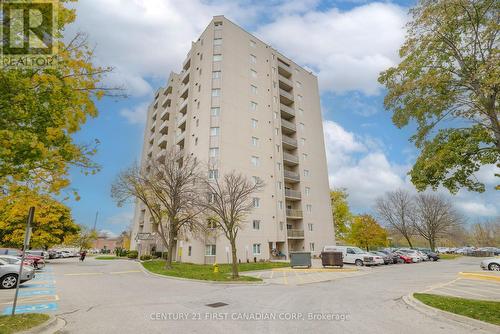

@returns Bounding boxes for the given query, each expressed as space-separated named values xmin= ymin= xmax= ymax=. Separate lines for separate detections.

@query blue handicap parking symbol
xmin=3 ymin=302 xmax=58 ymax=315
xmin=18 ymin=289 xmax=55 ymax=297
xmin=20 ymin=283 xmax=55 ymax=289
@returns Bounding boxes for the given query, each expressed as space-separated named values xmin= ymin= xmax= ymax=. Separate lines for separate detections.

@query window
xmin=198 ymin=85 xmax=201 ymax=92
xmin=205 ymin=244 xmax=216 ymax=256
xmin=273 ymin=96 xmax=278 ymax=104
xmin=213 ymin=54 xmax=222 ymax=61
xmin=250 ymin=40 xmax=256 ymax=47
xmin=211 ymin=107 xmax=220 ymax=116
xmin=250 ymin=101 xmax=258 ymax=111
xmin=298 ymin=95 xmax=303 ymax=102
xmin=305 ymin=187 xmax=310 ymax=196
xmin=251 ymin=118 xmax=258 ymax=128
xmin=213 ymin=38 xmax=222 ymax=45
xmin=280 ymin=221 xmax=284 ymax=231
xmin=250 ymin=54 xmax=256 ymax=64
xmin=306 ymin=204 xmax=312 ymax=213
xmin=299 ymin=123 xmax=305 ymax=131
xmin=278 ymin=201 xmax=283 ymax=210
xmin=200 ymin=53 xmax=203 ymax=61
xmin=197 ymin=101 xmax=200 ymax=109
xmin=274 ymin=128 xmax=279 ymax=135
xmin=196 ymin=119 xmax=200 ymax=127
xmin=277 ymin=162 xmax=281 ymax=171
xmin=207 ymin=219 xmax=217 ymax=229
xmin=188 ymin=246 xmax=192 ymax=256
xmin=253 ymin=220 xmax=260 ymax=230
xmin=309 ymin=243 xmax=315 ymax=251
xmin=276 ymin=144 xmax=280 ymax=152
xmin=253 ymin=243 xmax=261 ymax=255
xmin=302 ymin=153 xmax=308 ymax=160
xmin=251 ymin=156 xmax=260 ymax=167
xmin=195 ymin=137 xmax=198 ymax=146
xmin=273 ymin=81 xmax=277 ymax=89
xmin=208 ymin=193 xmax=215 ymax=203
xmin=251 ymin=85 xmax=258 ymax=94
xmin=250 ymin=69 xmax=257 ymax=78
xmin=300 ymin=138 xmax=306 ymax=146
xmin=208 ymin=169 xmax=219 ymax=180
xmin=298 ymin=108 xmax=304 ymax=116
xmin=212 ymin=89 xmax=220 ymax=97
xmin=304 ymin=169 xmax=310 ymax=177
xmin=296 ymin=81 xmax=302 ymax=88
xmin=251 ymin=136 xmax=259 ymax=147
xmin=212 ymin=71 xmax=221 ymax=79
xmin=252 ymin=197 xmax=260 ymax=208
xmin=277 ymin=181 xmax=282 ymax=190
xmin=214 ymin=21 xmax=223 ymax=29
xmin=209 ymin=148 xmax=219 ymax=157
xmin=308 ymin=223 xmax=313 ymax=231
xmin=210 ymin=127 xmax=219 ymax=136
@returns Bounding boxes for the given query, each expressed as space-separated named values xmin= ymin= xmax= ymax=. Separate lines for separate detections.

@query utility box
xmin=320 ymin=251 xmax=343 ymax=268
xmin=290 ymin=252 xmax=312 ymax=268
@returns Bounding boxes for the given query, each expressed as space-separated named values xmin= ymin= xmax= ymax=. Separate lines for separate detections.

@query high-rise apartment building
xmin=131 ymin=16 xmax=335 ymax=264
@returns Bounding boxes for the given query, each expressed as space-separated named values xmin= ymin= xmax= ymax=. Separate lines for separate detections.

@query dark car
xmin=420 ymin=250 xmax=439 ymax=261
xmin=379 ymin=250 xmax=400 ymax=264
xmin=372 ymin=251 xmax=391 ymax=265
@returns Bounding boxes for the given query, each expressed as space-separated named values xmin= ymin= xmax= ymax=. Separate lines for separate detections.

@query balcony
xmin=281 ymin=118 xmax=296 ymax=134
xmin=182 ymin=57 xmax=191 ymax=71
xmin=283 ymin=152 xmax=299 ymax=166
xmin=287 ymin=229 xmax=305 ymax=239
xmin=280 ymin=104 xmax=295 ymax=120
xmin=282 ymin=135 xmax=297 ymax=150
xmin=180 ymin=85 xmax=189 ymax=99
xmin=285 ymin=189 xmax=301 ymax=200
xmin=286 ymin=209 xmax=303 ymax=219
xmin=176 ymin=131 xmax=185 ymax=143
xmin=279 ymin=89 xmax=294 ymax=105
xmin=160 ymin=109 xmax=170 ymax=121
xmin=149 ymin=132 xmax=155 ymax=143
xmin=161 ymin=97 xmax=171 ymax=109
xmin=179 ymin=99 xmax=188 ymax=113
xmin=158 ymin=135 xmax=168 ymax=148
xmin=284 ymin=170 xmax=300 ymax=183
xmin=150 ymin=121 xmax=156 ymax=132
xmin=159 ymin=122 xmax=168 ymax=135
xmin=156 ymin=150 xmax=166 ymax=163
xmin=278 ymin=60 xmax=292 ymax=78
xmin=279 ymin=75 xmax=293 ymax=91
xmin=181 ymin=70 xmax=190 ymax=85
xmin=177 ymin=114 xmax=187 ymax=127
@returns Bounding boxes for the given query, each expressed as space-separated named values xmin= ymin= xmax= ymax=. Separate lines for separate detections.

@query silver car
xmin=480 ymin=258 xmax=500 ymax=271
xmin=0 ymin=258 xmax=35 ymax=289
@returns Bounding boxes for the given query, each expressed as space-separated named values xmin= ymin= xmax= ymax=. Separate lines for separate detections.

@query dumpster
xmin=320 ymin=251 xmax=343 ymax=268
xmin=290 ymin=252 xmax=312 ymax=268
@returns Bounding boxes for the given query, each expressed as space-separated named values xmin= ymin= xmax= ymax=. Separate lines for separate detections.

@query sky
xmin=62 ymin=0 xmax=499 ymax=237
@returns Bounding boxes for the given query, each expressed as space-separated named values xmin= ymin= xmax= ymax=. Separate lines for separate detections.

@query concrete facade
xmin=131 ymin=16 xmax=335 ymax=264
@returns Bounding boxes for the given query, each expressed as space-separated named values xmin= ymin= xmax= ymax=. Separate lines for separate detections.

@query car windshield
xmin=352 ymin=247 xmax=366 ymax=254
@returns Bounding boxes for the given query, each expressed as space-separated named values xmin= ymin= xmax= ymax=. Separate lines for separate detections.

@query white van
xmin=323 ymin=246 xmax=378 ymax=266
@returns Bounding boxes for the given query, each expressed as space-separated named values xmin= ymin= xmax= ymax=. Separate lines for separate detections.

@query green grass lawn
xmin=142 ymin=260 xmax=290 ymax=282
xmin=95 ymin=256 xmax=125 ymax=260
xmin=439 ymin=254 xmax=462 ymax=260
xmin=0 ymin=314 xmax=50 ymax=334
xmin=414 ymin=293 xmax=500 ymax=325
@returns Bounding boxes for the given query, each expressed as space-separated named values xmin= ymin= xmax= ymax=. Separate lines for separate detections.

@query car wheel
xmin=488 ymin=263 xmax=500 ymax=271
xmin=355 ymin=259 xmax=363 ymax=267
xmin=1 ymin=274 xmax=18 ymax=289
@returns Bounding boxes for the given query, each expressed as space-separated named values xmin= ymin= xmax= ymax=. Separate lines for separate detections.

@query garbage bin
xmin=290 ymin=252 xmax=312 ymax=268
xmin=321 ymin=251 xmax=343 ymax=268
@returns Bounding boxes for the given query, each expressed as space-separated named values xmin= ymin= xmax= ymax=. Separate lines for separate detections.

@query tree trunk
xmin=230 ymin=238 xmax=238 ymax=279
xmin=165 ymin=228 xmax=176 ymax=269
xmin=404 ymin=235 xmax=413 ymax=248
xmin=429 ymin=238 xmax=435 ymax=252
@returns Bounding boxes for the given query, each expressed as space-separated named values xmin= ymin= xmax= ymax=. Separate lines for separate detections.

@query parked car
xmin=0 ymin=255 xmax=34 ymax=268
xmin=371 ymin=251 xmax=391 ymax=265
xmin=436 ymin=247 xmax=451 ymax=254
xmin=48 ymin=250 xmax=59 ymax=259
xmin=480 ymin=258 xmax=500 ymax=271
xmin=0 ymin=248 xmax=45 ymax=269
xmin=323 ymin=246 xmax=374 ymax=266
xmin=394 ymin=251 xmax=414 ymax=264
xmin=415 ymin=250 xmax=429 ymax=261
xmin=398 ymin=249 xmax=422 ymax=262
xmin=0 ymin=258 xmax=35 ymax=289
xmin=420 ymin=250 xmax=440 ymax=261
xmin=26 ymin=250 xmax=49 ymax=259
xmin=478 ymin=247 xmax=500 ymax=256
xmin=379 ymin=250 xmax=400 ymax=264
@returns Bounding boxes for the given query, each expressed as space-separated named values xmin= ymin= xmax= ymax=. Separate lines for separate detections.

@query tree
xmin=0 ymin=186 xmax=79 ymax=249
xmin=469 ymin=220 xmax=499 ymax=246
xmin=330 ymin=189 xmax=352 ymax=241
xmin=0 ymin=0 xmax=120 ymax=196
xmin=347 ymin=215 xmax=388 ymax=251
xmin=412 ymin=193 xmax=462 ymax=250
xmin=202 ymin=171 xmax=264 ymax=279
xmin=375 ymin=189 xmax=416 ymax=248
xmin=378 ymin=0 xmax=500 ymax=194
xmin=65 ymin=225 xmax=98 ymax=251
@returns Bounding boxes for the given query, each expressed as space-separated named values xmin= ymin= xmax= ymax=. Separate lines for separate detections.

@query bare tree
xmin=469 ymin=219 xmax=500 ymax=247
xmin=375 ymin=189 xmax=415 ymax=248
xmin=202 ymin=171 xmax=264 ymax=279
xmin=145 ymin=150 xmax=205 ymax=269
xmin=413 ymin=193 xmax=462 ymax=251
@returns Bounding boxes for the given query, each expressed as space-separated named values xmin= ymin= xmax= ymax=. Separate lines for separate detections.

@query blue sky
xmin=64 ymin=0 xmax=499 ymax=236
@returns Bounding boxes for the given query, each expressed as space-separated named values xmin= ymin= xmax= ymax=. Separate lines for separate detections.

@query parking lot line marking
xmin=452 ymin=282 xmax=500 ymax=292
xmin=440 ymin=286 xmax=490 ymax=299
xmin=109 ymin=270 xmax=141 ymax=274
xmin=459 ymin=272 xmax=500 ymax=282
xmin=421 ymin=278 xmax=460 ymax=293
xmin=64 ymin=272 xmax=104 ymax=276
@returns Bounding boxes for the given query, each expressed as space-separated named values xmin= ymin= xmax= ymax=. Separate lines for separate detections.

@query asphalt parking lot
xmin=0 ymin=256 xmax=498 ymax=334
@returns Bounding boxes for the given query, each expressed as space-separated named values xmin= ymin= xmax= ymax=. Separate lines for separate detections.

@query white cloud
xmin=119 ymin=102 xmax=150 ymax=124
xmin=455 ymin=201 xmax=498 ymax=217
xmin=98 ymin=229 xmax=118 ymax=238
xmin=256 ymin=3 xmax=407 ymax=94
xmin=105 ymin=211 xmax=134 ymax=226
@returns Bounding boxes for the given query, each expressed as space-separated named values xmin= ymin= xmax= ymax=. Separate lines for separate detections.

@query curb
xmin=19 ymin=315 xmax=66 ymax=334
xmin=459 ymin=272 xmax=500 ymax=282
xmin=140 ymin=267 xmax=268 ymax=286
xmin=403 ymin=293 xmax=499 ymax=333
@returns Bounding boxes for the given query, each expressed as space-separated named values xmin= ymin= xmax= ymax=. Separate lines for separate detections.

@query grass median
xmin=142 ymin=260 xmax=290 ymax=282
xmin=0 ymin=314 xmax=50 ymax=334
xmin=413 ymin=293 xmax=500 ymax=325
xmin=438 ymin=254 xmax=462 ymax=260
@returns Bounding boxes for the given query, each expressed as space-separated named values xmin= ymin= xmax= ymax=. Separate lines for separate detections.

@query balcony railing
xmin=279 ymin=89 xmax=294 ymax=104
xmin=179 ymin=99 xmax=188 ymax=113
xmin=284 ymin=170 xmax=300 ymax=182
xmin=158 ymin=135 xmax=168 ymax=148
xmin=285 ymin=189 xmax=301 ymax=199
xmin=181 ymin=69 xmax=190 ymax=85
xmin=287 ymin=229 xmax=305 ymax=238
xmin=159 ymin=122 xmax=168 ymax=135
xmin=177 ymin=114 xmax=187 ymax=126
xmin=278 ymin=61 xmax=292 ymax=78
xmin=281 ymin=118 xmax=296 ymax=132
xmin=280 ymin=104 xmax=295 ymax=119
xmin=176 ymin=131 xmax=185 ymax=143
xmin=286 ymin=209 xmax=303 ymax=218
xmin=160 ymin=109 xmax=170 ymax=121
xmin=283 ymin=152 xmax=299 ymax=164
xmin=279 ymin=75 xmax=293 ymax=91
xmin=150 ymin=121 xmax=156 ymax=131
xmin=282 ymin=135 xmax=297 ymax=148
